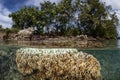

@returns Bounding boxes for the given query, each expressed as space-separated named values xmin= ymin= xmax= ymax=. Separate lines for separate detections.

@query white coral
xmin=17 ymin=48 xmax=78 ymax=55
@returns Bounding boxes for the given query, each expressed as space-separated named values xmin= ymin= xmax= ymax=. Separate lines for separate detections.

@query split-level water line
xmin=114 ymin=9 xmax=120 ymax=48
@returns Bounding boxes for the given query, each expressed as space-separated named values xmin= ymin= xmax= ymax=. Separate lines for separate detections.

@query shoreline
xmin=0 ymin=36 xmax=103 ymax=48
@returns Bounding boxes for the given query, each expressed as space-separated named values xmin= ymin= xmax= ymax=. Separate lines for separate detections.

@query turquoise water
xmin=79 ymin=40 xmax=120 ymax=80
xmin=80 ymin=49 xmax=120 ymax=80
xmin=0 ymin=40 xmax=120 ymax=80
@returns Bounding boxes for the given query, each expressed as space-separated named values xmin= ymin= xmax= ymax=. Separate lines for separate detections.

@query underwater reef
xmin=16 ymin=48 xmax=101 ymax=80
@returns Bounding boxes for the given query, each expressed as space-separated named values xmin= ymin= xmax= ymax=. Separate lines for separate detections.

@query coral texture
xmin=16 ymin=48 xmax=101 ymax=80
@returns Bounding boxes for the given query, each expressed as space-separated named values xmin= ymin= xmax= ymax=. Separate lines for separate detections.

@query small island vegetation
xmin=0 ymin=0 xmax=119 ymax=47
xmin=9 ymin=0 xmax=118 ymax=39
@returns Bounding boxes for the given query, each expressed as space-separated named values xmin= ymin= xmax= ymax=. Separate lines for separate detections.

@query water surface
xmin=0 ymin=40 xmax=120 ymax=80
xmin=80 ymin=49 xmax=120 ymax=80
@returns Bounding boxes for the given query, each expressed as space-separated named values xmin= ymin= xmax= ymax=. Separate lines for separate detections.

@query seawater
xmin=0 ymin=40 xmax=120 ymax=80
xmin=81 ymin=49 xmax=120 ymax=80
xmin=80 ymin=40 xmax=120 ymax=80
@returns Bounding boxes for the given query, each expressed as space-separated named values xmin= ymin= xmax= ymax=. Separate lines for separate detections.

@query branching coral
xmin=16 ymin=48 xmax=101 ymax=80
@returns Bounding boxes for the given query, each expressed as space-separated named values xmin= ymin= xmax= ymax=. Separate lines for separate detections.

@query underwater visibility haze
xmin=0 ymin=40 xmax=120 ymax=80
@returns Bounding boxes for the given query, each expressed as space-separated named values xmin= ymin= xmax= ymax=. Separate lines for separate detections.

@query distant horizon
xmin=0 ymin=0 xmax=120 ymax=28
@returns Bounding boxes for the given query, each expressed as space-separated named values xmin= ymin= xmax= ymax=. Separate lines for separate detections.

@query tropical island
xmin=1 ymin=0 xmax=120 ymax=80
xmin=0 ymin=0 xmax=118 ymax=48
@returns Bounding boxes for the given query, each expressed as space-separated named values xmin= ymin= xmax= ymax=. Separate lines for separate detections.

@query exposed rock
xmin=77 ymin=35 xmax=88 ymax=40
xmin=16 ymin=27 xmax=34 ymax=40
xmin=16 ymin=48 xmax=101 ymax=80
xmin=0 ymin=31 xmax=6 ymax=41
xmin=88 ymin=40 xmax=103 ymax=48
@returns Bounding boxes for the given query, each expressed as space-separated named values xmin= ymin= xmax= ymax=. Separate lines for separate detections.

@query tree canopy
xmin=9 ymin=0 xmax=118 ymax=39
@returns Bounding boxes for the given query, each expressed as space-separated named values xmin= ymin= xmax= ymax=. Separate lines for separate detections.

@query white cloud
xmin=101 ymin=0 xmax=120 ymax=36
xmin=101 ymin=0 xmax=120 ymax=21
xmin=25 ymin=0 xmax=43 ymax=7
xmin=0 ymin=4 xmax=12 ymax=28
xmin=102 ymin=0 xmax=120 ymax=9
xmin=0 ymin=0 xmax=60 ymax=28
xmin=25 ymin=0 xmax=60 ymax=7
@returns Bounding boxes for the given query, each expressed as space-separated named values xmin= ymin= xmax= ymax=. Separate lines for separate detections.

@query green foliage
xmin=4 ymin=28 xmax=11 ymax=34
xmin=73 ymin=27 xmax=80 ymax=36
xmin=9 ymin=0 xmax=118 ymax=39
xmin=77 ymin=0 xmax=118 ymax=38
xmin=40 ymin=1 xmax=57 ymax=34
xmin=56 ymin=0 xmax=75 ymax=35
xmin=0 ymin=25 xmax=2 ymax=29
xmin=0 ymin=25 xmax=4 ymax=31
xmin=11 ymin=28 xmax=20 ymax=33
xmin=9 ymin=6 xmax=39 ymax=29
xmin=65 ymin=26 xmax=80 ymax=36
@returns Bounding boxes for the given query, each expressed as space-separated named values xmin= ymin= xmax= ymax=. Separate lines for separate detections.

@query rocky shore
xmin=1 ymin=36 xmax=103 ymax=48
xmin=0 ymin=28 xmax=103 ymax=48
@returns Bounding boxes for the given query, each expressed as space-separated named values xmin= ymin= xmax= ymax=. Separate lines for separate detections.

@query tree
xmin=0 ymin=25 xmax=2 ymax=28
xmin=77 ymin=0 xmax=118 ymax=38
xmin=39 ymin=1 xmax=57 ymax=34
xmin=9 ymin=0 xmax=118 ymax=38
xmin=0 ymin=25 xmax=4 ymax=31
xmin=9 ymin=6 xmax=39 ymax=29
xmin=55 ymin=0 xmax=75 ymax=35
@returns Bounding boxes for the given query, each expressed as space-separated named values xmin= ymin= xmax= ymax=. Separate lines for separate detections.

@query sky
xmin=0 ymin=0 xmax=120 ymax=28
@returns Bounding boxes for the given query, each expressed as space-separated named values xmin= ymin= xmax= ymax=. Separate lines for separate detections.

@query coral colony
xmin=16 ymin=48 xmax=78 ymax=55
xmin=16 ymin=48 xmax=101 ymax=80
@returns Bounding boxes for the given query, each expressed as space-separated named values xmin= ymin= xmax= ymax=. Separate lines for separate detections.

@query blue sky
xmin=0 ymin=0 xmax=120 ymax=28
xmin=0 ymin=0 xmax=60 ymax=28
